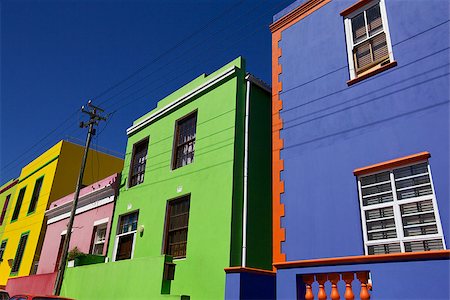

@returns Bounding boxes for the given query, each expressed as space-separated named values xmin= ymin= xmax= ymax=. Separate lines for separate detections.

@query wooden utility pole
xmin=53 ymin=100 xmax=107 ymax=295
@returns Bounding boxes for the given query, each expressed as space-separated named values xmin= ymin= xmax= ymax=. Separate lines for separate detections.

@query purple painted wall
xmin=276 ymin=0 xmax=449 ymax=261
xmin=36 ymin=174 xmax=118 ymax=275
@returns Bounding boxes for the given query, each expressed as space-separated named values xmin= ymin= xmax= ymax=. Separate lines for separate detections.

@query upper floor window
xmin=343 ymin=0 xmax=394 ymax=81
xmin=114 ymin=211 xmax=138 ymax=261
xmin=28 ymin=177 xmax=44 ymax=214
xmin=129 ymin=138 xmax=149 ymax=187
xmin=91 ymin=223 xmax=107 ymax=255
xmin=356 ymin=157 xmax=445 ymax=255
xmin=0 ymin=240 xmax=7 ymax=261
xmin=11 ymin=187 xmax=26 ymax=222
xmin=172 ymin=111 xmax=197 ymax=170
xmin=0 ymin=194 xmax=11 ymax=225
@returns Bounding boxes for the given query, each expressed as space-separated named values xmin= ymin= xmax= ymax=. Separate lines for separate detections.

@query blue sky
xmin=0 ymin=0 xmax=291 ymax=185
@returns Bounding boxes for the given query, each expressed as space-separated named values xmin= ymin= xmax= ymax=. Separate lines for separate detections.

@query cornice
xmin=270 ymin=0 xmax=331 ymax=33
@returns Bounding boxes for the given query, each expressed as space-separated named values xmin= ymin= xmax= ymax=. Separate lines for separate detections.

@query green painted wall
xmin=61 ymin=57 xmax=272 ymax=299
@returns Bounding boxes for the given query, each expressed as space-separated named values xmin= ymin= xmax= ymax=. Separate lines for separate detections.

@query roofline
xmin=270 ymin=0 xmax=331 ymax=33
xmin=126 ymin=66 xmax=238 ymax=136
xmin=0 ymin=179 xmax=19 ymax=195
xmin=245 ymin=73 xmax=271 ymax=93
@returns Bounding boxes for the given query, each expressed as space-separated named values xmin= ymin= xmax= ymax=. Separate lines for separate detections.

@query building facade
xmin=270 ymin=0 xmax=449 ymax=299
xmin=0 ymin=140 xmax=123 ymax=289
xmin=61 ymin=57 xmax=273 ymax=299
xmin=0 ymin=179 xmax=19 ymax=264
xmin=5 ymin=173 xmax=120 ymax=295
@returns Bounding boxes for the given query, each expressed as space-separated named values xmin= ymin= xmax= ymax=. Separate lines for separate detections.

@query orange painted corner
xmin=353 ymin=151 xmax=431 ymax=176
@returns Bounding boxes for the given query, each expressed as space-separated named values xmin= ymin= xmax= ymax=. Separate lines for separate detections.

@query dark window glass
xmin=173 ymin=112 xmax=197 ymax=169
xmin=0 ymin=194 xmax=11 ymax=225
xmin=129 ymin=138 xmax=149 ymax=187
xmin=11 ymin=233 xmax=29 ymax=273
xmin=115 ymin=211 xmax=139 ymax=261
xmin=118 ymin=212 xmax=138 ymax=234
xmin=164 ymin=196 xmax=190 ymax=258
xmin=28 ymin=177 xmax=44 ymax=214
xmin=116 ymin=234 xmax=134 ymax=261
xmin=0 ymin=240 xmax=7 ymax=261
xmin=11 ymin=187 xmax=26 ymax=222
xmin=54 ymin=234 xmax=66 ymax=272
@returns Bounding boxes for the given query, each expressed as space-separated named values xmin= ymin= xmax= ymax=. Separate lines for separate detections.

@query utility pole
xmin=53 ymin=100 xmax=107 ymax=295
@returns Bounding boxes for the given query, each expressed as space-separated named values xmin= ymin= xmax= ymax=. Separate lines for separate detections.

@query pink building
xmin=6 ymin=173 xmax=119 ymax=295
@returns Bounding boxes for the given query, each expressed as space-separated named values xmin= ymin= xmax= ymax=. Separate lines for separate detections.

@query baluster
xmin=342 ymin=273 xmax=355 ymax=300
xmin=303 ymin=275 xmax=315 ymax=300
xmin=328 ymin=273 xmax=341 ymax=300
xmin=316 ymin=274 xmax=327 ymax=300
xmin=356 ymin=272 xmax=371 ymax=300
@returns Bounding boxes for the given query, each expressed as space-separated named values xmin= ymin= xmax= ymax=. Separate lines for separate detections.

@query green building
xmin=61 ymin=57 xmax=272 ymax=299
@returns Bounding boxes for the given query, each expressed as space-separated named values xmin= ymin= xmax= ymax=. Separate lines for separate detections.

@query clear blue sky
xmin=0 ymin=0 xmax=292 ymax=185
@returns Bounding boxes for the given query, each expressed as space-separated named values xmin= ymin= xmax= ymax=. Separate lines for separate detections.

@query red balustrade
xmin=300 ymin=271 xmax=371 ymax=300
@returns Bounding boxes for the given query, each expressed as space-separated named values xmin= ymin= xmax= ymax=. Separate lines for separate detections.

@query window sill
xmin=347 ymin=61 xmax=397 ymax=86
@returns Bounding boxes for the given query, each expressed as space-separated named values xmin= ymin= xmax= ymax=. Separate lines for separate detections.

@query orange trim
xmin=272 ymin=30 xmax=286 ymax=267
xmin=224 ymin=267 xmax=276 ymax=276
xmin=347 ymin=61 xmax=397 ymax=86
xmin=0 ymin=179 xmax=18 ymax=195
xmin=274 ymin=250 xmax=450 ymax=269
xmin=353 ymin=151 xmax=430 ymax=176
xmin=340 ymin=0 xmax=374 ymax=16
xmin=270 ymin=0 xmax=331 ymax=33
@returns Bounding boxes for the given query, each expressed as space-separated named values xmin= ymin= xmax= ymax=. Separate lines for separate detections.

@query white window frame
xmin=343 ymin=0 xmax=394 ymax=80
xmin=357 ymin=159 xmax=446 ymax=255
xmin=112 ymin=212 xmax=138 ymax=262
xmin=91 ymin=222 xmax=108 ymax=255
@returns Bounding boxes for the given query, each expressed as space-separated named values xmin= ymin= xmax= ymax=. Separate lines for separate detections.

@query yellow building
xmin=0 ymin=179 xmax=18 ymax=241
xmin=0 ymin=140 xmax=123 ymax=287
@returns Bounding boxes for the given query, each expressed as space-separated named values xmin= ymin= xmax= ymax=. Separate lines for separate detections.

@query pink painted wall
xmin=6 ymin=272 xmax=57 ymax=296
xmin=36 ymin=174 xmax=118 ymax=275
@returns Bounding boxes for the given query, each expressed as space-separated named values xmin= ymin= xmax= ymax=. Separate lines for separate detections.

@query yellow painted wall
xmin=0 ymin=179 xmax=18 ymax=242
xmin=0 ymin=141 xmax=123 ymax=286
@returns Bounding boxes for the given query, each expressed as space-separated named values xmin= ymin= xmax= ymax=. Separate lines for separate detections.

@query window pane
xmin=351 ymin=12 xmax=366 ymax=43
xmin=367 ymin=4 xmax=383 ymax=36
xmin=368 ymin=243 xmax=401 ymax=255
xmin=368 ymin=229 xmax=397 ymax=240
xmin=354 ymin=41 xmax=372 ymax=69
xmin=404 ymin=225 xmax=438 ymax=237
xmin=116 ymin=234 xmax=133 ymax=261
xmin=397 ymin=185 xmax=433 ymax=200
xmin=12 ymin=233 xmax=28 ymax=273
xmin=12 ymin=187 xmax=26 ymax=221
xmin=28 ymin=177 xmax=44 ymax=213
xmin=0 ymin=240 xmax=7 ymax=261
xmin=361 ymin=171 xmax=390 ymax=186
xmin=173 ymin=112 xmax=197 ymax=169
xmin=118 ymin=212 xmax=138 ymax=234
xmin=401 ymin=200 xmax=434 ymax=215
xmin=404 ymin=239 xmax=444 ymax=252
xmin=0 ymin=194 xmax=11 ymax=225
xmin=365 ymin=207 xmax=394 ymax=220
xmin=129 ymin=139 xmax=148 ymax=187
xmin=372 ymin=32 xmax=389 ymax=61
xmin=394 ymin=163 xmax=428 ymax=179
xmin=367 ymin=218 xmax=396 ymax=231
xmin=165 ymin=196 xmax=190 ymax=258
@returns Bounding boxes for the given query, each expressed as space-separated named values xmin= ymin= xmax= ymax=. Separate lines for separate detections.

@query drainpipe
xmin=242 ymin=77 xmax=251 ymax=267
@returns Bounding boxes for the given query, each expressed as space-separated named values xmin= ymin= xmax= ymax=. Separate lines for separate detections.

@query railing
xmin=301 ymin=271 xmax=371 ymax=300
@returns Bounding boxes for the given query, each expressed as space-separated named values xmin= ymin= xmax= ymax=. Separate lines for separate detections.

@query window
xmin=11 ymin=187 xmax=26 ymax=222
xmin=343 ymin=0 xmax=394 ymax=80
xmin=0 ymin=194 xmax=11 ymax=225
xmin=91 ymin=224 xmax=107 ymax=255
xmin=11 ymin=232 xmax=29 ymax=274
xmin=129 ymin=138 xmax=149 ymax=187
xmin=28 ymin=177 xmax=44 ymax=214
xmin=357 ymin=160 xmax=445 ymax=255
xmin=172 ymin=112 xmax=197 ymax=169
xmin=54 ymin=234 xmax=66 ymax=272
xmin=163 ymin=195 xmax=190 ymax=258
xmin=114 ymin=211 xmax=138 ymax=261
xmin=0 ymin=240 xmax=7 ymax=261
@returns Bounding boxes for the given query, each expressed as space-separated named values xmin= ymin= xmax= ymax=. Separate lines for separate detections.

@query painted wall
xmin=0 ymin=179 xmax=18 ymax=242
xmin=225 ymin=271 xmax=276 ymax=300
xmin=37 ymin=174 xmax=118 ymax=275
xmin=0 ymin=141 xmax=123 ymax=287
xmin=61 ymin=58 xmax=272 ymax=299
xmin=5 ymin=272 xmax=57 ymax=296
xmin=276 ymin=258 xmax=450 ymax=299
xmin=274 ymin=0 xmax=449 ymax=261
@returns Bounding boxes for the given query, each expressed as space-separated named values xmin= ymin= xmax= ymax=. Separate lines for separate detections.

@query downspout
xmin=242 ymin=76 xmax=251 ymax=267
